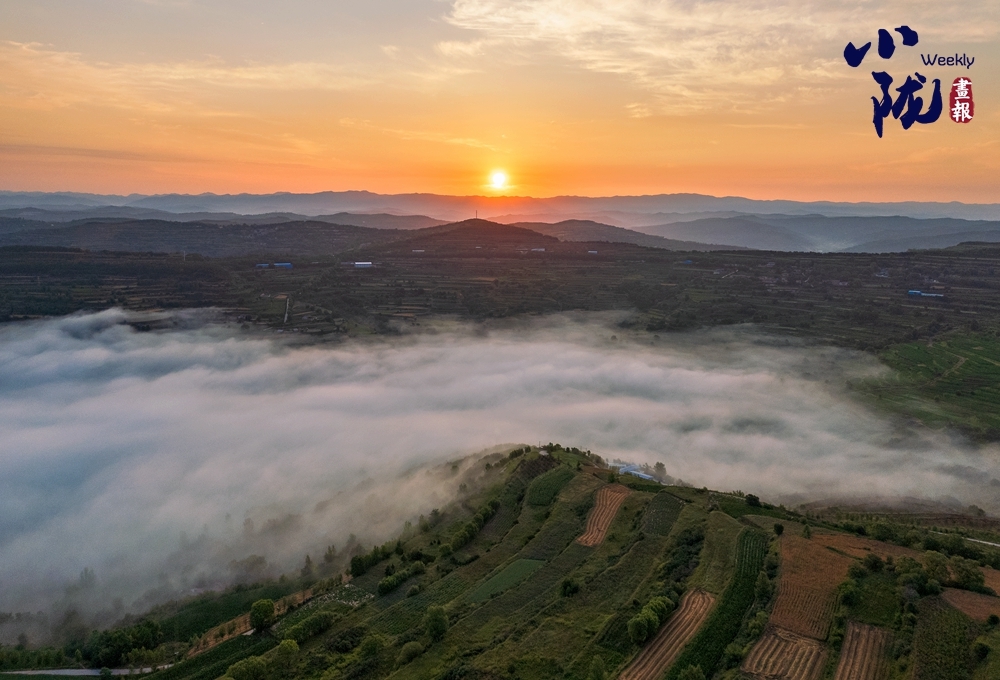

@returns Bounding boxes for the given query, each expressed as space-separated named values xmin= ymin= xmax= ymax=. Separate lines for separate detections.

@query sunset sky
xmin=1 ymin=0 xmax=997 ymax=202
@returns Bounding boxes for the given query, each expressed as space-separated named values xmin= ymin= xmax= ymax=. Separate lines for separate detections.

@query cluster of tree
xmin=82 ymin=619 xmax=162 ymax=668
xmin=627 ymin=596 xmax=676 ymax=644
xmin=377 ymin=560 xmax=426 ymax=595
xmin=449 ymin=499 xmax=501 ymax=552
xmin=349 ymin=541 xmax=399 ymax=578
xmin=282 ymin=610 xmax=336 ymax=644
xmin=0 ymin=646 xmax=69 ymax=670
xmin=508 ymin=447 xmax=529 ymax=459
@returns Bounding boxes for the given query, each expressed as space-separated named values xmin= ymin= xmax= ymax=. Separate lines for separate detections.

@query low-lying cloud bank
xmin=1 ymin=310 xmax=998 ymax=629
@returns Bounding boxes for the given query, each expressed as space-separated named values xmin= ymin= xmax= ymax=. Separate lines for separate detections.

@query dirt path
xmin=618 ymin=589 xmax=715 ymax=680
xmin=577 ymin=484 xmax=631 ymax=547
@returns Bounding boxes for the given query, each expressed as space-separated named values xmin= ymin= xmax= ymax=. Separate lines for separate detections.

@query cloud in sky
xmin=2 ymin=310 xmax=999 ymax=623
xmin=444 ymin=0 xmax=1000 ymax=111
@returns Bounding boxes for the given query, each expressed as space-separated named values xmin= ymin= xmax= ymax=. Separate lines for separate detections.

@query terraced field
xmin=641 ymin=492 xmax=683 ymax=536
xmin=833 ymin=622 xmax=891 ymax=680
xmin=619 ymin=589 xmax=715 ymax=680
xmin=772 ymin=534 xmax=855 ymax=639
xmin=577 ymin=484 xmax=631 ymax=547
xmin=742 ymin=627 xmax=827 ymax=680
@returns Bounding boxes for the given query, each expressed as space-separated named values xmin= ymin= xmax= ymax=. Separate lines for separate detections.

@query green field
xmin=912 ymin=598 xmax=977 ymax=680
xmin=863 ymin=335 xmax=1000 ymax=440
xmin=467 ymin=559 xmax=546 ymax=602
xmin=526 ymin=466 xmax=576 ymax=506
xmin=689 ymin=511 xmax=743 ymax=595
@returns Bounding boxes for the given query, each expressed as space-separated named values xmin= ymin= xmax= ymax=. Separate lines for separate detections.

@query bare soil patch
xmin=577 ymin=484 xmax=631 ymax=547
xmin=771 ymin=535 xmax=855 ymax=639
xmin=941 ymin=588 xmax=1000 ymax=622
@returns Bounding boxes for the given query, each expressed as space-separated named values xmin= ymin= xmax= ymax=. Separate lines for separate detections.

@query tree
xmin=773 ymin=523 xmax=784 ymax=536
xmin=677 ymin=665 xmax=705 ymax=680
xmin=802 ymin=524 xmax=812 ymax=539
xmin=950 ymin=555 xmax=985 ymax=591
xmin=924 ymin=551 xmax=949 ymax=584
xmin=397 ymin=641 xmax=423 ymax=666
xmin=301 ymin=555 xmax=314 ymax=579
xmin=425 ymin=606 xmax=448 ymax=642
xmin=745 ymin=494 xmax=761 ymax=507
xmin=589 ymin=656 xmax=606 ymax=680
xmin=653 ymin=462 xmax=666 ymax=481
xmin=324 ymin=545 xmax=337 ymax=563
xmin=249 ymin=599 xmax=276 ymax=632
xmin=755 ymin=571 xmax=772 ymax=599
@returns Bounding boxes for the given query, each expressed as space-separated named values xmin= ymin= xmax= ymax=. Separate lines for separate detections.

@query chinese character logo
xmin=844 ymin=26 xmax=942 ymax=138
xmin=950 ymin=78 xmax=974 ymax=123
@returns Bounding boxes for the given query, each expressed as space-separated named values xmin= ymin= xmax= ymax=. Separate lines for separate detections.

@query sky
xmin=0 ymin=1 xmax=998 ymax=201
xmin=4 ymin=310 xmax=1000 ymax=622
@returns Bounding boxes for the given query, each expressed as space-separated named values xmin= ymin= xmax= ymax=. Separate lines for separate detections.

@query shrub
xmin=425 ymin=606 xmax=449 ymax=642
xmin=561 ymin=579 xmax=580 ymax=597
xmin=745 ymin=494 xmax=761 ymax=507
xmin=227 ymin=656 xmax=266 ymax=680
xmin=396 ymin=641 xmax=423 ymax=666
xmin=282 ymin=610 xmax=336 ymax=643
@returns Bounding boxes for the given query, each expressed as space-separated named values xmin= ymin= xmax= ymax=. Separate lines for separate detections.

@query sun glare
xmin=490 ymin=170 xmax=508 ymax=190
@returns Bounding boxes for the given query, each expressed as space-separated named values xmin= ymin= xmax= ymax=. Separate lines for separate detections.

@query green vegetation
xmin=862 ymin=335 xmax=1000 ymax=441
xmin=689 ymin=511 xmax=743 ymax=595
xmin=526 ymin=466 xmax=576 ymax=506
xmin=666 ymin=529 xmax=768 ymax=680
xmin=249 ymin=600 xmax=275 ymax=633
xmin=467 ymin=559 xmax=546 ymax=602
xmin=627 ymin=596 xmax=676 ymax=644
xmin=640 ymin=492 xmax=683 ymax=536
xmin=281 ymin=610 xmax=337 ymax=644
xmin=449 ymin=498 xmax=501 ymax=551
xmin=151 ymin=635 xmax=276 ymax=680
xmin=912 ymin=598 xmax=977 ymax=680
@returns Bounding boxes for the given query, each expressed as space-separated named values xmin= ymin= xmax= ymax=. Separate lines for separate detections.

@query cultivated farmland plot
xmin=577 ymin=483 xmax=631 ymax=547
xmin=941 ymin=587 xmax=1000 ymax=622
xmin=741 ymin=626 xmax=827 ymax=680
xmin=618 ymin=589 xmax=715 ymax=680
xmin=772 ymin=535 xmax=855 ymax=639
xmin=833 ymin=621 xmax=891 ymax=680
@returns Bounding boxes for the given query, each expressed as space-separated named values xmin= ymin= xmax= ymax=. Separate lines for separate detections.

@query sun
xmin=489 ymin=170 xmax=508 ymax=190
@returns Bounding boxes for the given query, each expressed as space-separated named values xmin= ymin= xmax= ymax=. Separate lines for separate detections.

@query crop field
xmin=151 ymin=635 xmax=276 ymax=680
xmin=468 ymin=559 xmax=545 ymax=602
xmin=851 ymin=573 xmax=900 ymax=627
xmin=526 ymin=466 xmax=576 ymax=506
xmin=833 ymin=622 xmax=892 ymax=680
xmin=941 ymin=588 xmax=1000 ymax=622
xmin=741 ymin=626 xmax=827 ymax=680
xmin=577 ymin=484 xmax=631 ymax=547
xmin=619 ymin=589 xmax=715 ymax=680
xmin=689 ymin=511 xmax=743 ymax=595
xmin=864 ymin=335 xmax=1000 ymax=440
xmin=665 ymin=529 xmax=768 ymax=680
xmin=814 ymin=532 xmax=923 ymax=562
xmin=640 ymin=492 xmax=683 ymax=536
xmin=912 ymin=598 xmax=977 ymax=680
xmin=771 ymin=534 xmax=855 ymax=639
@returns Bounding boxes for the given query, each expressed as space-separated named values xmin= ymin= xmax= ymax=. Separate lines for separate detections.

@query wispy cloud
xmin=444 ymin=0 xmax=1000 ymax=112
xmin=339 ymin=117 xmax=498 ymax=150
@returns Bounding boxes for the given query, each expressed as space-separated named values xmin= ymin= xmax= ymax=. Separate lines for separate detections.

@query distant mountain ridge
xmin=2 ymin=190 xmax=999 ymax=221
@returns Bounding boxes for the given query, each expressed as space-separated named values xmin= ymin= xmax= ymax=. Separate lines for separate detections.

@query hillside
xmin=508 ymin=220 xmax=745 ymax=252
xmin=8 ymin=445 xmax=1000 ymax=680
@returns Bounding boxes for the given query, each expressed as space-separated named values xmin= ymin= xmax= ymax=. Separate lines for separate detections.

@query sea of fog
xmin=1 ymin=309 xmax=999 ymax=629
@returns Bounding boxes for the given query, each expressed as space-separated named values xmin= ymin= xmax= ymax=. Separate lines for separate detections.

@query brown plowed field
xmin=577 ymin=484 xmax=631 ymax=547
xmin=813 ymin=532 xmax=922 ymax=562
xmin=771 ymin=535 xmax=855 ymax=639
xmin=982 ymin=566 xmax=1000 ymax=594
xmin=941 ymin=588 xmax=1000 ymax=622
xmin=833 ymin=622 xmax=891 ymax=680
xmin=619 ymin=589 xmax=715 ymax=680
xmin=741 ymin=626 xmax=827 ymax=680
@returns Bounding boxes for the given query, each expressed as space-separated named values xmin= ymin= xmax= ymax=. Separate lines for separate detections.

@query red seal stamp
xmin=950 ymin=77 xmax=974 ymax=123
